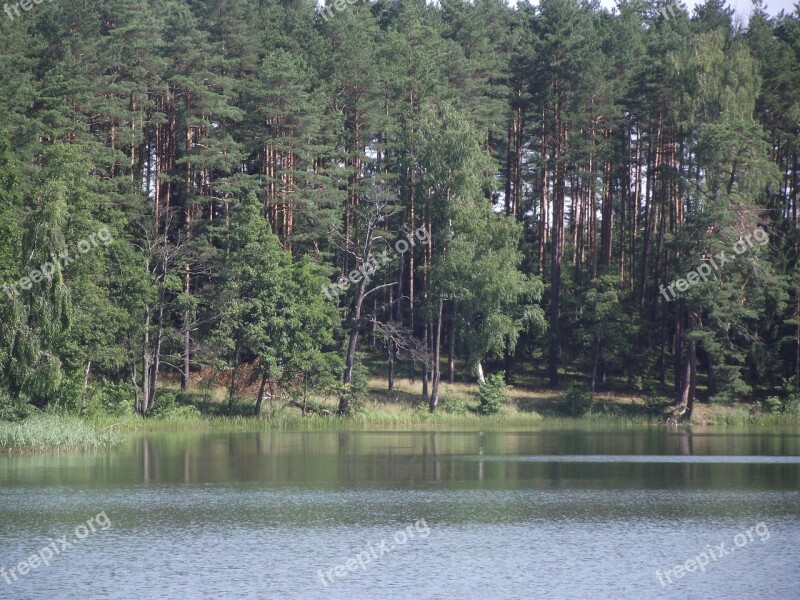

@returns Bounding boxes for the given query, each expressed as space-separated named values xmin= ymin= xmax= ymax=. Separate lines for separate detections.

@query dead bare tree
xmin=330 ymin=183 xmax=400 ymax=414
xmin=130 ymin=209 xmax=187 ymax=416
xmin=369 ymin=318 xmax=433 ymax=405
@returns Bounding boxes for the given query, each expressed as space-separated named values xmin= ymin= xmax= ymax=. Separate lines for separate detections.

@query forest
xmin=0 ymin=0 xmax=799 ymax=421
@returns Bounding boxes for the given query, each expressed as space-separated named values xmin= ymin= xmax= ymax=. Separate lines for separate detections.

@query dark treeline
xmin=0 ymin=0 xmax=798 ymax=417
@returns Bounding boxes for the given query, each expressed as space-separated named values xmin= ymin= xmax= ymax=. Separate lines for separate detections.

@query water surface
xmin=1 ymin=426 xmax=798 ymax=599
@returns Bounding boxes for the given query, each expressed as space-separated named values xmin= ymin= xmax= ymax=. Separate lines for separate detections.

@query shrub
xmin=441 ymin=390 xmax=469 ymax=415
xmin=83 ymin=380 xmax=135 ymax=417
xmin=560 ymin=385 xmax=592 ymax=417
xmin=415 ymin=399 xmax=432 ymax=417
xmin=332 ymin=360 xmax=369 ymax=415
xmin=643 ymin=389 xmax=666 ymax=416
xmin=150 ymin=389 xmax=178 ymax=417
xmin=477 ymin=372 xmax=508 ymax=416
xmin=781 ymin=377 xmax=800 ymax=415
xmin=0 ymin=389 xmax=32 ymax=422
xmin=764 ymin=395 xmax=783 ymax=414
xmin=785 ymin=397 xmax=800 ymax=416
xmin=765 ymin=377 xmax=800 ymax=415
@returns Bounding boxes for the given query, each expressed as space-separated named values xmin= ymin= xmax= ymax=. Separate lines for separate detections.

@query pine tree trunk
xmin=591 ymin=337 xmax=602 ymax=393
xmin=149 ymin=302 xmax=166 ymax=414
xmin=429 ymin=299 xmax=443 ymax=412
xmin=139 ymin=306 xmax=151 ymax=415
xmin=388 ymin=339 xmax=395 ymax=391
xmin=448 ymin=309 xmax=455 ymax=383
xmin=548 ymin=99 xmax=565 ymax=386
xmin=422 ymin=363 xmax=429 ymax=403
xmin=794 ymin=295 xmax=800 ymax=394
xmin=228 ymin=339 xmax=241 ymax=416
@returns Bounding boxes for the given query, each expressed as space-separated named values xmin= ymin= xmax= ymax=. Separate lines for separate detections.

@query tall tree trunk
xmin=429 ymin=299 xmax=443 ymax=412
xmin=341 ymin=275 xmax=369 ymax=413
xmin=538 ymin=106 xmax=548 ymax=275
xmin=548 ymin=98 xmax=565 ymax=386
xmin=796 ymin=299 xmax=800 ymax=393
xmin=228 ymin=339 xmax=241 ymax=415
xmin=388 ymin=339 xmax=395 ymax=391
xmin=707 ymin=353 xmax=717 ymax=399
xmin=448 ymin=308 xmax=455 ymax=383
xmin=255 ymin=370 xmax=269 ymax=417
xmin=548 ymin=173 xmax=564 ymax=386
xmin=678 ymin=309 xmax=699 ymax=419
xmin=139 ymin=307 xmax=151 ymax=415
xmin=476 ymin=362 xmax=485 ymax=384
xmin=342 ymin=286 xmax=365 ymax=385
xmin=81 ymin=360 xmax=92 ymax=411
xmin=590 ymin=337 xmax=602 ymax=393
xmin=149 ymin=302 xmax=166 ymax=414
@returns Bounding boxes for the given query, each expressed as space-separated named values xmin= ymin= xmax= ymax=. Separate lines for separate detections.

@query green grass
xmin=97 ymin=375 xmax=800 ymax=432
xmin=3 ymin=406 xmax=797 ymax=454
xmin=706 ymin=407 xmax=800 ymax=426
xmin=85 ymin=405 xmax=545 ymax=432
xmin=0 ymin=414 xmax=123 ymax=452
xmin=3 ymin=376 xmax=799 ymax=454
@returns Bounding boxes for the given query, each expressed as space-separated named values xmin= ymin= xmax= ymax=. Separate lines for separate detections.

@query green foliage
xmin=643 ymin=389 xmax=667 ymax=416
xmin=477 ymin=372 xmax=508 ymax=416
xmin=0 ymin=389 xmax=32 ymax=422
xmin=559 ymin=385 xmax=593 ymax=417
xmin=214 ymin=193 xmax=339 ymax=412
xmin=150 ymin=390 xmax=178 ymax=417
xmin=786 ymin=397 xmax=800 ymax=417
xmin=441 ymin=390 xmax=470 ymax=415
xmin=331 ymin=360 xmax=369 ymax=415
xmin=82 ymin=380 xmax=135 ymax=418
xmin=415 ymin=398 xmax=433 ymax=417
xmin=148 ymin=387 xmax=200 ymax=419
xmin=763 ymin=395 xmax=782 ymax=413
xmin=0 ymin=131 xmax=22 ymax=285
xmin=52 ymin=371 xmax=86 ymax=413
xmin=0 ymin=0 xmax=797 ymax=420
xmin=764 ymin=377 xmax=800 ymax=415
xmin=421 ymin=103 xmax=546 ymax=370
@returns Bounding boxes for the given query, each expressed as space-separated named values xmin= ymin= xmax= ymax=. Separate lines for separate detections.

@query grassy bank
xmin=2 ymin=409 xmax=797 ymax=454
xmin=0 ymin=414 xmax=123 ymax=453
xmin=27 ymin=399 xmax=800 ymax=442
xmin=88 ymin=406 xmax=548 ymax=432
xmin=2 ymin=376 xmax=798 ymax=453
xmin=77 ymin=381 xmax=800 ymax=433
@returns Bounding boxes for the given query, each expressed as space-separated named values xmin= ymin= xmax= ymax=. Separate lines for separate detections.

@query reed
xmin=0 ymin=414 xmax=123 ymax=452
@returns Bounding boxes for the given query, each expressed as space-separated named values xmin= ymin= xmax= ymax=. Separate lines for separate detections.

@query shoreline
xmin=2 ymin=404 xmax=798 ymax=454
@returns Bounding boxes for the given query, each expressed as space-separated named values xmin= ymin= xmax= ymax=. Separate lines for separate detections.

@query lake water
xmin=1 ymin=426 xmax=799 ymax=599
